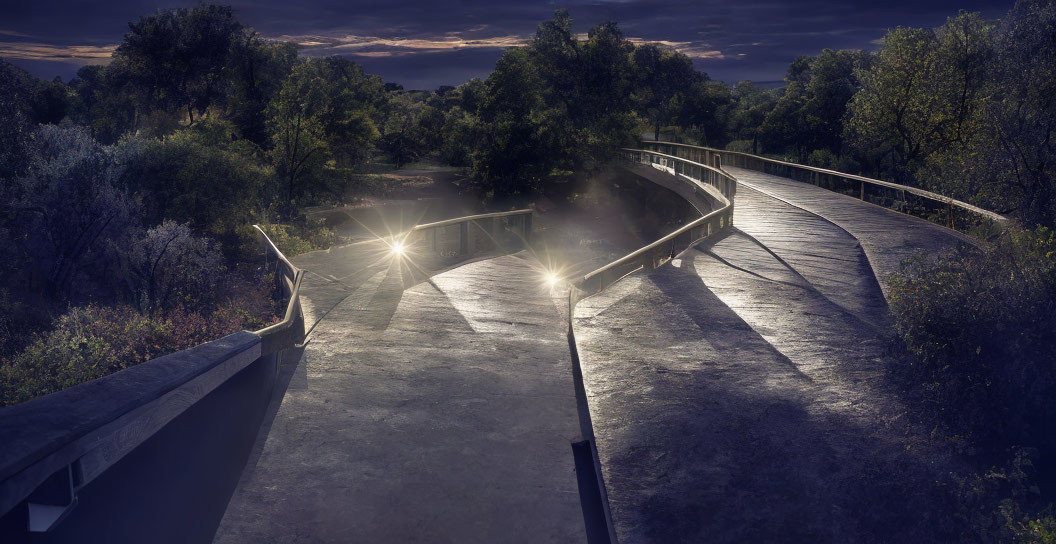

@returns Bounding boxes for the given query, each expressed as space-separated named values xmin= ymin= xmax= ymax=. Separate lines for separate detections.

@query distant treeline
xmin=3 ymin=3 xmax=1053 ymax=223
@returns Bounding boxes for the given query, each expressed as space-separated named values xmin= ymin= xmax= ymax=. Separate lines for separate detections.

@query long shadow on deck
xmin=578 ymin=262 xmax=962 ymax=543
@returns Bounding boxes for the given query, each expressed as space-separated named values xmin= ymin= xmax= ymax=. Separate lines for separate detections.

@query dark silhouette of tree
xmin=116 ymin=4 xmax=244 ymax=123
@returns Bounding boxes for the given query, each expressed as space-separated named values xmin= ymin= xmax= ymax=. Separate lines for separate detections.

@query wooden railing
xmin=642 ymin=140 xmax=1006 ymax=233
xmin=564 ymin=148 xmax=738 ymax=544
xmin=252 ymin=225 xmax=305 ymax=355
xmin=569 ymin=148 xmax=735 ymax=306
xmin=408 ymin=209 xmax=533 ymax=263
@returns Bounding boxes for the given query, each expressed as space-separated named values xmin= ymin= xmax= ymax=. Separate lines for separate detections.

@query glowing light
xmin=545 ymin=271 xmax=559 ymax=287
xmin=392 ymin=241 xmax=405 ymax=256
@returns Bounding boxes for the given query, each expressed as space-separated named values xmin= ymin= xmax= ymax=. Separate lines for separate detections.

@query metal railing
xmin=252 ymin=225 xmax=305 ymax=355
xmin=564 ymin=148 xmax=738 ymax=544
xmin=569 ymin=148 xmax=735 ymax=306
xmin=406 ymin=209 xmax=533 ymax=264
xmin=641 ymin=140 xmax=1006 ymax=233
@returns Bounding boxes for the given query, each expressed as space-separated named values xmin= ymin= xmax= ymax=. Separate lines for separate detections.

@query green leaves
xmin=889 ymin=225 xmax=1056 ymax=453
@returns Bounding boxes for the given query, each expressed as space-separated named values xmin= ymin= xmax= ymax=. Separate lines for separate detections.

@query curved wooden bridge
xmin=0 ymin=143 xmax=999 ymax=543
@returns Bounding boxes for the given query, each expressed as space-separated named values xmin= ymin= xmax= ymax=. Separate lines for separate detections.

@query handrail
xmin=563 ymin=148 xmax=738 ymax=544
xmin=641 ymin=140 xmax=1006 ymax=231
xmin=251 ymin=225 xmax=305 ymax=355
xmin=411 ymin=209 xmax=532 ymax=231
xmin=570 ymin=148 xmax=736 ymax=302
xmin=406 ymin=209 xmax=533 ymax=263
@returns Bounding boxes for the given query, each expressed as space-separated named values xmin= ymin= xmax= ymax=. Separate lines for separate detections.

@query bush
xmin=725 ymin=139 xmax=755 ymax=153
xmin=122 ymin=119 xmax=271 ymax=238
xmin=121 ymin=220 xmax=225 ymax=315
xmin=0 ymin=306 xmax=173 ymax=405
xmin=4 ymin=124 xmax=140 ymax=302
xmin=0 ymin=272 xmax=280 ymax=406
xmin=888 ymin=226 xmax=1056 ymax=454
xmin=255 ymin=219 xmax=335 ymax=257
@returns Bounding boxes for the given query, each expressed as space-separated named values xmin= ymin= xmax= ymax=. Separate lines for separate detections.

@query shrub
xmin=254 ymin=219 xmax=335 ymax=257
xmin=0 ymin=274 xmax=279 ymax=406
xmin=4 ymin=124 xmax=140 ymax=302
xmin=121 ymin=220 xmax=225 ymax=315
xmin=0 ymin=306 xmax=171 ymax=405
xmin=806 ymin=148 xmax=839 ymax=169
xmin=888 ymin=226 xmax=1056 ymax=454
xmin=725 ymin=139 xmax=755 ymax=153
xmin=121 ymin=119 xmax=271 ymax=238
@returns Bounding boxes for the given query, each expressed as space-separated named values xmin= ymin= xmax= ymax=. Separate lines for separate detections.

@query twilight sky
xmin=0 ymin=0 xmax=1013 ymax=90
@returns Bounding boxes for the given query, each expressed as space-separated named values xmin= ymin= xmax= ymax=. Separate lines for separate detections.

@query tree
xmin=122 ymin=119 xmax=270 ymax=238
xmin=315 ymin=57 xmax=386 ymax=168
xmin=122 ymin=221 xmax=224 ymax=315
xmin=845 ymin=14 xmax=993 ymax=182
xmin=757 ymin=49 xmax=869 ymax=160
xmin=674 ymin=80 xmax=731 ymax=147
xmin=726 ymin=81 xmax=778 ymax=153
xmin=801 ymin=50 xmax=870 ymax=155
xmin=575 ymin=21 xmax=638 ymax=165
xmin=116 ymin=4 xmax=244 ymax=123
xmin=632 ymin=43 xmax=700 ymax=141
xmin=983 ymin=0 xmax=1056 ymax=225
xmin=474 ymin=47 xmax=549 ymax=197
xmin=68 ymin=63 xmax=138 ymax=144
xmin=226 ymin=32 xmax=299 ymax=148
xmin=378 ymin=94 xmax=430 ymax=168
xmin=438 ymin=107 xmax=478 ymax=167
xmin=0 ymin=60 xmax=34 ymax=179
xmin=5 ymin=125 xmax=139 ymax=302
xmin=267 ymin=58 xmax=381 ymax=211
xmin=761 ymin=80 xmax=809 ymax=158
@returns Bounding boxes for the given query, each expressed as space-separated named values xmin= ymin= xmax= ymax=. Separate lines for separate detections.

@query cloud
xmin=273 ymin=33 xmax=530 ymax=58
xmin=0 ymin=41 xmax=115 ymax=63
xmin=622 ymin=37 xmax=726 ymax=59
xmin=279 ymin=31 xmax=726 ymax=60
xmin=0 ymin=30 xmax=32 ymax=38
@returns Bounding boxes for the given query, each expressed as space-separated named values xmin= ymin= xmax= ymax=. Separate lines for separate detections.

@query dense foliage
xmin=890 ymin=228 xmax=1056 ymax=451
xmin=888 ymin=227 xmax=1056 ymax=541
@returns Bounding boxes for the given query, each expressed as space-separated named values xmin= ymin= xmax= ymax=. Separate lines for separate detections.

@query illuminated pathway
xmin=215 ymin=166 xmax=975 ymax=543
xmin=573 ymin=170 xmax=973 ymax=542
xmin=215 ymin=245 xmax=587 ymax=542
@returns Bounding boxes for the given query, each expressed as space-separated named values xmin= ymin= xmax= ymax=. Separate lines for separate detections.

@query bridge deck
xmin=724 ymin=165 xmax=973 ymax=299
xmin=215 ymin=250 xmax=585 ymax=543
xmin=573 ymin=176 xmax=969 ymax=542
xmin=215 ymin=166 xmax=973 ymax=542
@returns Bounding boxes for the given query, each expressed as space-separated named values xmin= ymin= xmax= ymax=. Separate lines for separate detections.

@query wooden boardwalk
xmin=215 ymin=249 xmax=586 ymax=543
xmin=213 ymin=166 xmax=975 ymax=543
xmin=573 ymin=174 xmax=971 ymax=542
xmin=725 ymin=166 xmax=973 ymax=299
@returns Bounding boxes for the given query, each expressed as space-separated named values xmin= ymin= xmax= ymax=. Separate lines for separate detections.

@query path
xmin=215 ymin=244 xmax=587 ymax=543
xmin=572 ymin=170 xmax=972 ymax=542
